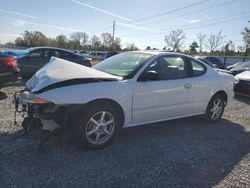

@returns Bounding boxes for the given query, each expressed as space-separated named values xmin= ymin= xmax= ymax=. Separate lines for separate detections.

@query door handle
xmin=184 ymin=83 xmax=192 ymax=89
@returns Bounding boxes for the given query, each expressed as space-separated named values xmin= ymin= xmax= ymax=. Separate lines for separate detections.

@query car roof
xmin=28 ymin=47 xmax=75 ymax=53
xmin=130 ymin=50 xmax=186 ymax=56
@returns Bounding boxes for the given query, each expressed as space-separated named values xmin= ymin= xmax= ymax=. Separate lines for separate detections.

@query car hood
xmin=235 ymin=71 xmax=250 ymax=81
xmin=26 ymin=57 xmax=122 ymax=93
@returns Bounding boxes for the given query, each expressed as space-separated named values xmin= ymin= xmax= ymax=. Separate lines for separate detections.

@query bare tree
xmin=101 ymin=33 xmax=113 ymax=49
xmin=90 ymin=35 xmax=101 ymax=49
xmin=205 ymin=31 xmax=225 ymax=52
xmin=196 ymin=33 xmax=206 ymax=53
xmin=164 ymin=29 xmax=186 ymax=51
xmin=241 ymin=27 xmax=250 ymax=54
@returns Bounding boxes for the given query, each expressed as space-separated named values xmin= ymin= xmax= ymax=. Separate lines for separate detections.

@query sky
xmin=0 ymin=0 xmax=249 ymax=50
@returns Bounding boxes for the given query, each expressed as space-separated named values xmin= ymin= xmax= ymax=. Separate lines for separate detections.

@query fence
xmin=214 ymin=56 xmax=250 ymax=67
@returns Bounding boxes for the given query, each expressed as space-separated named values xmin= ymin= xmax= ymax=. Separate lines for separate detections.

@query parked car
xmin=229 ymin=61 xmax=250 ymax=75
xmin=86 ymin=51 xmax=118 ymax=61
xmin=13 ymin=51 xmax=235 ymax=149
xmin=204 ymin=56 xmax=224 ymax=69
xmin=0 ymin=53 xmax=20 ymax=87
xmin=0 ymin=49 xmax=28 ymax=58
xmin=17 ymin=47 xmax=92 ymax=78
xmin=195 ymin=56 xmax=230 ymax=74
xmin=227 ymin=61 xmax=244 ymax=70
xmin=195 ymin=56 xmax=214 ymax=67
xmin=234 ymin=71 xmax=250 ymax=97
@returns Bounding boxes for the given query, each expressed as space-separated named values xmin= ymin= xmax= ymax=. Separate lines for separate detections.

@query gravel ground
xmin=0 ymin=84 xmax=249 ymax=188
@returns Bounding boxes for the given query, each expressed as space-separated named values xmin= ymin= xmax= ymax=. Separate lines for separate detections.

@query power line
xmin=142 ymin=0 xmax=238 ymax=25
xmin=118 ymin=12 xmax=249 ymax=38
xmin=135 ymin=0 xmax=209 ymax=22
xmin=92 ymin=26 xmax=113 ymax=33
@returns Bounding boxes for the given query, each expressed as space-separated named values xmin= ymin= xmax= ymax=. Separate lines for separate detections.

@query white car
xmin=14 ymin=51 xmax=235 ymax=149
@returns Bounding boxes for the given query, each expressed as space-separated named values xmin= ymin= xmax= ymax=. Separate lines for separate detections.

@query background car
xmin=0 ymin=53 xmax=19 ymax=87
xmin=204 ymin=56 xmax=224 ymax=69
xmin=229 ymin=61 xmax=250 ymax=75
xmin=227 ymin=61 xmax=244 ymax=70
xmin=18 ymin=47 xmax=92 ymax=78
xmin=234 ymin=71 xmax=250 ymax=97
xmin=86 ymin=51 xmax=118 ymax=61
xmin=0 ymin=49 xmax=28 ymax=58
xmin=195 ymin=56 xmax=214 ymax=67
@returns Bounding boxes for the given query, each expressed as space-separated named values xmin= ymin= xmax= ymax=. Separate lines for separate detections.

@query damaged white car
xmin=13 ymin=51 xmax=235 ymax=149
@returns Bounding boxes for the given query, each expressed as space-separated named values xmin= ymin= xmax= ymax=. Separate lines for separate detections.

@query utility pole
xmin=112 ymin=20 xmax=115 ymax=51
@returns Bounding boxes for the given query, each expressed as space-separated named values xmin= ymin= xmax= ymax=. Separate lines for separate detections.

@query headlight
xmin=21 ymin=91 xmax=49 ymax=104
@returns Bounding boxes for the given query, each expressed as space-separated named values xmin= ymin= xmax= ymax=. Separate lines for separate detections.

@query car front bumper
xmin=234 ymin=80 xmax=250 ymax=97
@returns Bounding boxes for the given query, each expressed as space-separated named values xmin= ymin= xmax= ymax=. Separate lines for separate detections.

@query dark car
xmin=204 ymin=56 xmax=224 ymax=69
xmin=195 ymin=56 xmax=214 ymax=67
xmin=0 ymin=53 xmax=20 ymax=87
xmin=229 ymin=61 xmax=250 ymax=75
xmin=18 ymin=47 xmax=92 ymax=78
xmin=234 ymin=71 xmax=250 ymax=97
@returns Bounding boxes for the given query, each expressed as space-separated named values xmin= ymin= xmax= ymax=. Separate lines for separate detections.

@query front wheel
xmin=205 ymin=95 xmax=225 ymax=123
xmin=69 ymin=103 xmax=122 ymax=149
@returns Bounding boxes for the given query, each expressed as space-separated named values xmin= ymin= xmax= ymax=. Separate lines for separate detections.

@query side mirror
xmin=140 ymin=71 xmax=159 ymax=81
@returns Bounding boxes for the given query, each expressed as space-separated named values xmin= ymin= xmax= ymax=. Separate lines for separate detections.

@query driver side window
xmin=149 ymin=56 xmax=188 ymax=80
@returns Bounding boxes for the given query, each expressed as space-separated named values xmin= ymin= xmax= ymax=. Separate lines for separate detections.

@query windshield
xmin=93 ymin=52 xmax=154 ymax=77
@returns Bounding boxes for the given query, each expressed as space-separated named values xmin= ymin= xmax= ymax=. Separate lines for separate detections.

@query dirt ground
xmin=0 ymin=84 xmax=249 ymax=188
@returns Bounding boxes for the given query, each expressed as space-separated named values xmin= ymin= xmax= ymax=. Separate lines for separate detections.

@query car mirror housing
xmin=140 ymin=71 xmax=160 ymax=81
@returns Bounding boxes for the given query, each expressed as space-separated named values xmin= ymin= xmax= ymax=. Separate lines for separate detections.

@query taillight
xmin=4 ymin=56 xmax=17 ymax=68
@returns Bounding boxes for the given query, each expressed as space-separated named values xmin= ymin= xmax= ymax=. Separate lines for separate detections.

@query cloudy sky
xmin=0 ymin=0 xmax=249 ymax=49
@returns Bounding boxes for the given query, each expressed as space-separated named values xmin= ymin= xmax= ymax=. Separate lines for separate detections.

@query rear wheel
xmin=205 ymin=95 xmax=225 ymax=123
xmin=69 ymin=103 xmax=122 ymax=149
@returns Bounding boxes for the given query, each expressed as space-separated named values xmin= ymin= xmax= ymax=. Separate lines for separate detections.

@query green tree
xmin=189 ymin=41 xmax=199 ymax=54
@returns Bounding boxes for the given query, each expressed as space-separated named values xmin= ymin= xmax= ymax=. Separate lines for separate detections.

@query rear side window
xmin=148 ymin=56 xmax=188 ymax=80
xmin=191 ymin=60 xmax=206 ymax=76
xmin=29 ymin=49 xmax=43 ymax=57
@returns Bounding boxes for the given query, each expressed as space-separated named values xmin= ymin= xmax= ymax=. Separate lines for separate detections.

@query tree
xmin=113 ymin=37 xmax=121 ymax=51
xmin=189 ymin=41 xmax=199 ymax=53
xmin=241 ymin=27 xmax=250 ymax=55
xmin=196 ymin=33 xmax=206 ymax=53
xmin=164 ymin=29 xmax=186 ymax=51
xmin=90 ymin=35 xmax=101 ymax=50
xmin=55 ymin=34 xmax=68 ymax=48
xmin=222 ymin=40 xmax=235 ymax=55
xmin=146 ymin=46 xmax=151 ymax=50
xmin=123 ymin=43 xmax=139 ymax=51
xmin=15 ymin=31 xmax=48 ymax=47
xmin=101 ymin=33 xmax=113 ymax=50
xmin=205 ymin=31 xmax=225 ymax=52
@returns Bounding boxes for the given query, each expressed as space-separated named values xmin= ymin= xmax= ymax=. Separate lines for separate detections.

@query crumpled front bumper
xmin=13 ymin=90 xmax=31 ymax=113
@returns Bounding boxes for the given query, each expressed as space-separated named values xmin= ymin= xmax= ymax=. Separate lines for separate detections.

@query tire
xmin=205 ymin=94 xmax=225 ymax=123
xmin=68 ymin=103 xmax=122 ymax=149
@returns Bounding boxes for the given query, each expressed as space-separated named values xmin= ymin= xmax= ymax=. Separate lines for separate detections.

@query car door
xmin=133 ymin=55 xmax=195 ymax=124
xmin=188 ymin=58 xmax=211 ymax=114
xmin=18 ymin=49 xmax=45 ymax=77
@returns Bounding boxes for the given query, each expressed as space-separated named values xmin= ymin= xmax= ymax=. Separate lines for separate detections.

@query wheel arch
xmin=213 ymin=90 xmax=228 ymax=105
xmin=86 ymin=98 xmax=125 ymax=126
